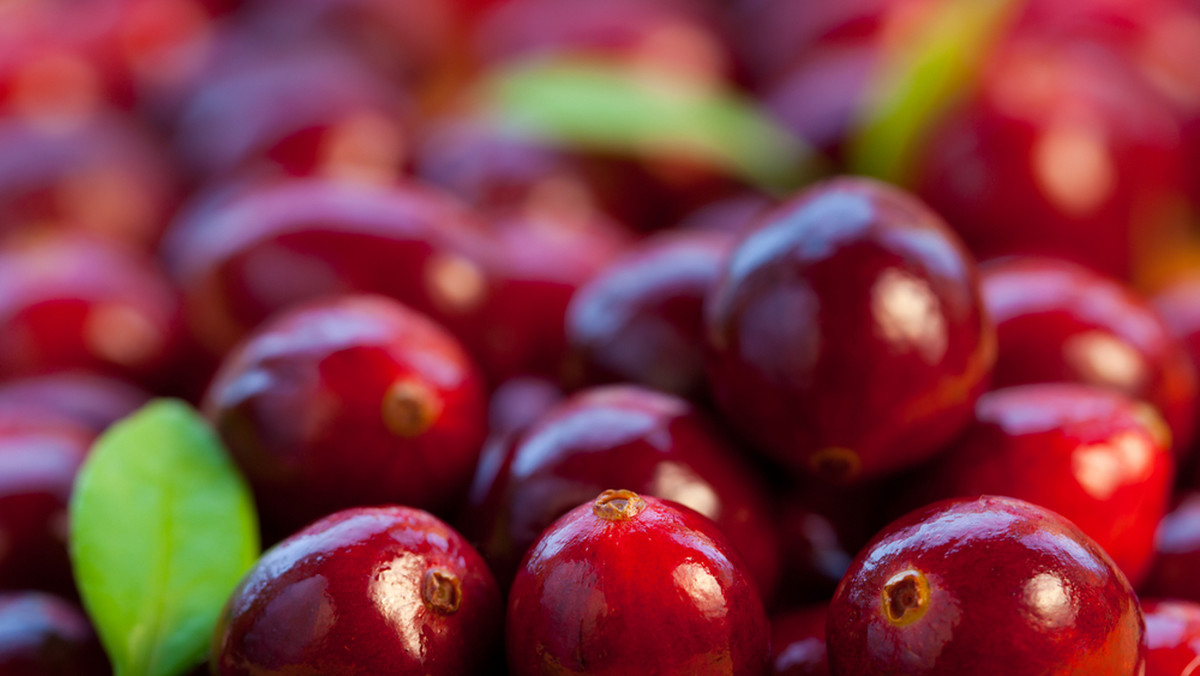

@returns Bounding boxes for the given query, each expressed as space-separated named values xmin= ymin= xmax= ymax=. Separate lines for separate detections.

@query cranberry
xmin=565 ymin=230 xmax=736 ymax=399
xmin=1143 ymin=491 xmax=1200 ymax=602
xmin=469 ymin=207 xmax=633 ymax=381
xmin=466 ymin=386 xmax=780 ymax=597
xmin=174 ymin=45 xmax=410 ymax=182
xmin=0 ymin=412 xmax=95 ymax=595
xmin=915 ymin=38 xmax=1185 ymax=280
xmin=827 ymin=495 xmax=1146 ymax=675
xmin=983 ymin=256 xmax=1198 ymax=456
xmin=676 ymin=192 xmax=772 ymax=235
xmin=212 ymin=505 xmax=502 ymax=676
xmin=0 ymin=234 xmax=183 ymax=387
xmin=506 ymin=489 xmax=770 ymax=675
xmin=1143 ymin=599 xmax=1200 ymax=675
xmin=0 ymin=372 xmax=149 ymax=432
xmin=0 ymin=592 xmax=108 ymax=675
xmin=911 ymin=384 xmax=1173 ymax=585
xmin=205 ymin=294 xmax=487 ymax=535
xmin=771 ymin=605 xmax=830 ymax=676
xmin=162 ymin=177 xmax=494 ymax=357
xmin=1153 ymin=275 xmax=1200 ymax=462
xmin=0 ymin=112 xmax=177 ymax=249
xmin=706 ymin=176 xmax=994 ymax=482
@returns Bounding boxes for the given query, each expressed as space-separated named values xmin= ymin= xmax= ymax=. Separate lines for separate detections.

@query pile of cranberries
xmin=12 ymin=0 xmax=1200 ymax=674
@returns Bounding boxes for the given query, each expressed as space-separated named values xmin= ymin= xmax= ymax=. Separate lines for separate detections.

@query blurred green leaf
xmin=849 ymin=0 xmax=1024 ymax=184
xmin=480 ymin=58 xmax=819 ymax=194
xmin=70 ymin=400 xmax=259 ymax=676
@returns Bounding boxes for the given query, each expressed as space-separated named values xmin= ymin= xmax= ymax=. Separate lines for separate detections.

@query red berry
xmin=506 ymin=489 xmax=770 ymax=676
xmin=771 ymin=605 xmax=830 ymax=676
xmin=706 ymin=176 xmax=994 ymax=482
xmin=914 ymin=384 xmax=1173 ymax=585
xmin=827 ymin=495 xmax=1145 ymax=675
xmin=205 ymin=294 xmax=486 ymax=534
xmin=0 ymin=372 xmax=148 ymax=433
xmin=0 ymin=592 xmax=108 ymax=675
xmin=983 ymin=256 xmax=1198 ymax=456
xmin=1143 ymin=491 xmax=1200 ymax=602
xmin=466 ymin=386 xmax=780 ymax=597
xmin=1143 ymin=599 xmax=1200 ymax=676
xmin=212 ymin=506 xmax=502 ymax=676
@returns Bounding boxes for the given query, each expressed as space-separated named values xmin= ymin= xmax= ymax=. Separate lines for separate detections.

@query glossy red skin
xmin=706 ymin=176 xmax=995 ymax=482
xmin=914 ymin=384 xmax=1173 ymax=586
xmin=0 ymin=372 xmax=149 ymax=432
xmin=827 ymin=495 xmax=1146 ymax=675
xmin=174 ymin=45 xmax=410 ymax=182
xmin=506 ymin=493 xmax=770 ymax=675
xmin=0 ymin=234 xmax=183 ymax=387
xmin=776 ymin=479 xmax=882 ymax=606
xmin=205 ymin=295 xmax=487 ymax=534
xmin=470 ymin=208 xmax=633 ymax=381
xmin=983 ymin=257 xmax=1198 ymax=456
xmin=1143 ymin=491 xmax=1200 ymax=602
xmin=213 ymin=506 xmax=503 ymax=676
xmin=0 ymin=414 xmax=95 ymax=595
xmin=565 ymin=230 xmax=735 ymax=400
xmin=0 ymin=112 xmax=177 ymax=248
xmin=1142 ymin=599 xmax=1200 ymax=675
xmin=915 ymin=38 xmax=1186 ymax=281
xmin=163 ymin=178 xmax=495 ymax=357
xmin=1153 ymin=276 xmax=1200 ymax=470
xmin=771 ymin=605 xmax=830 ymax=676
xmin=466 ymin=385 xmax=781 ymax=598
xmin=0 ymin=592 xmax=108 ymax=675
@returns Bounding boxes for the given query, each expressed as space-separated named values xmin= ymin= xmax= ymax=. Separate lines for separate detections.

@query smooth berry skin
xmin=1143 ymin=492 xmax=1200 ymax=603
xmin=1153 ymin=276 xmax=1200 ymax=467
xmin=0 ymin=412 xmax=95 ymax=595
xmin=163 ymin=178 xmax=494 ymax=357
xmin=915 ymin=38 xmax=1185 ymax=281
xmin=0 ymin=592 xmax=108 ymax=675
xmin=0 ymin=372 xmax=148 ymax=433
xmin=771 ymin=605 xmax=830 ymax=676
xmin=212 ymin=506 xmax=503 ymax=676
xmin=916 ymin=384 xmax=1173 ymax=586
xmin=827 ymin=496 xmax=1146 ymax=676
xmin=0 ymin=234 xmax=183 ymax=387
xmin=471 ymin=208 xmax=633 ymax=381
xmin=983 ymin=257 xmax=1198 ymax=457
xmin=506 ymin=491 xmax=770 ymax=676
xmin=466 ymin=386 xmax=781 ymax=597
xmin=565 ymin=230 xmax=736 ymax=400
xmin=706 ymin=177 xmax=995 ymax=482
xmin=205 ymin=295 xmax=487 ymax=535
xmin=1142 ymin=599 xmax=1200 ymax=676
xmin=0 ymin=111 xmax=177 ymax=249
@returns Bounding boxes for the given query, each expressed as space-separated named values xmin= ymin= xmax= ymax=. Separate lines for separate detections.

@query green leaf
xmin=479 ymin=57 xmax=822 ymax=194
xmin=70 ymin=400 xmax=260 ymax=676
xmin=849 ymin=0 xmax=1025 ymax=184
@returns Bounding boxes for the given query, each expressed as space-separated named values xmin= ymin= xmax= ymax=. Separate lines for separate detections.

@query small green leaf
xmin=849 ymin=0 xmax=1025 ymax=184
xmin=70 ymin=400 xmax=260 ymax=676
xmin=479 ymin=57 xmax=822 ymax=194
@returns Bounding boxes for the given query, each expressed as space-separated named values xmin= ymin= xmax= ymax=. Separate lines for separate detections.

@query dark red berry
xmin=0 ymin=592 xmax=108 ymax=675
xmin=506 ymin=489 xmax=770 ymax=676
xmin=771 ymin=605 xmax=830 ymax=676
xmin=466 ymin=385 xmax=780 ymax=597
xmin=212 ymin=505 xmax=502 ymax=676
xmin=163 ymin=177 xmax=494 ymax=357
xmin=983 ymin=256 xmax=1198 ymax=456
xmin=1142 ymin=599 xmax=1200 ymax=676
xmin=565 ymin=230 xmax=736 ymax=399
xmin=0 ymin=411 xmax=95 ymax=595
xmin=0 ymin=372 xmax=148 ymax=433
xmin=1142 ymin=491 xmax=1200 ymax=602
xmin=913 ymin=384 xmax=1173 ymax=585
xmin=706 ymin=176 xmax=994 ymax=482
xmin=827 ymin=495 xmax=1145 ymax=675
xmin=205 ymin=294 xmax=487 ymax=534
